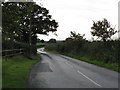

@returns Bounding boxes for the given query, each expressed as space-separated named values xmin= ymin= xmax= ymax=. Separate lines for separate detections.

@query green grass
xmin=2 ymin=55 xmax=40 ymax=88
xmin=65 ymin=54 xmax=119 ymax=71
xmin=45 ymin=50 xmax=119 ymax=72
xmin=36 ymin=43 xmax=46 ymax=46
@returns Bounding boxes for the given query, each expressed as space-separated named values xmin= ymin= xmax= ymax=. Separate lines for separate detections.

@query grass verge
xmin=2 ymin=55 xmax=40 ymax=88
xmin=45 ymin=50 xmax=119 ymax=72
xmin=65 ymin=53 xmax=119 ymax=72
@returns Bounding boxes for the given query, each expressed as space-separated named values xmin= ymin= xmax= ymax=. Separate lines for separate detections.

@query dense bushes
xmin=45 ymin=40 xmax=119 ymax=65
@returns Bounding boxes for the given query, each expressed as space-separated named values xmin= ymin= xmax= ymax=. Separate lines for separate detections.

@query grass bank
xmin=64 ymin=53 xmax=119 ymax=71
xmin=45 ymin=50 xmax=119 ymax=72
xmin=2 ymin=55 xmax=40 ymax=88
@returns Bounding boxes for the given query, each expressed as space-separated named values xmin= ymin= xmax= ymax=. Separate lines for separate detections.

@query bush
xmin=45 ymin=40 xmax=119 ymax=65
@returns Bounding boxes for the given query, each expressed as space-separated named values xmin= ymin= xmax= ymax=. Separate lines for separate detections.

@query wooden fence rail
xmin=1 ymin=49 xmax=24 ymax=57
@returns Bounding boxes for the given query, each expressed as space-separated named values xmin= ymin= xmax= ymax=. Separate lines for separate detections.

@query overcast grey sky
xmin=35 ymin=0 xmax=119 ymax=41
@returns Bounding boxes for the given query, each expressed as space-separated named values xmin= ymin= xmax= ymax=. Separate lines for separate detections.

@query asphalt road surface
xmin=29 ymin=48 xmax=118 ymax=88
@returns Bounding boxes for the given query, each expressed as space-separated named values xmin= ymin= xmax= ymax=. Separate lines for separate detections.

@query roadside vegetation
xmin=2 ymin=55 xmax=40 ymax=88
xmin=2 ymin=1 xmax=58 ymax=88
xmin=45 ymin=19 xmax=119 ymax=72
xmin=45 ymin=40 xmax=119 ymax=71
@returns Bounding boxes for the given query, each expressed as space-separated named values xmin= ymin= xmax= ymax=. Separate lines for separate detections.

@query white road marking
xmin=77 ymin=70 xmax=102 ymax=87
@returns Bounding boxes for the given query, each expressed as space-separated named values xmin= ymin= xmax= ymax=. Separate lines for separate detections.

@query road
xmin=29 ymin=48 xmax=118 ymax=88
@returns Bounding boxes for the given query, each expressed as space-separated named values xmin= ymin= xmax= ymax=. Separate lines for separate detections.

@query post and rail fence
xmin=1 ymin=49 xmax=24 ymax=57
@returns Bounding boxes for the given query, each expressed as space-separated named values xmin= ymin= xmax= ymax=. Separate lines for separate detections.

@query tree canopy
xmin=91 ymin=18 xmax=117 ymax=42
xmin=2 ymin=2 xmax=58 ymax=44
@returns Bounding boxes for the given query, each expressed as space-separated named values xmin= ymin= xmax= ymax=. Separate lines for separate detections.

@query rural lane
xmin=28 ymin=48 xmax=118 ymax=88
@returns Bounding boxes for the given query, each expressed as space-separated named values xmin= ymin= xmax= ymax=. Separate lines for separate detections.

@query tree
xmin=70 ymin=31 xmax=85 ymax=41
xmin=2 ymin=2 xmax=58 ymax=56
xmin=2 ymin=2 xmax=58 ymax=44
xmin=37 ymin=38 xmax=40 ymax=43
xmin=48 ymin=38 xmax=56 ymax=43
xmin=65 ymin=37 xmax=73 ymax=42
xmin=40 ymin=39 xmax=44 ymax=43
xmin=91 ymin=18 xmax=117 ymax=42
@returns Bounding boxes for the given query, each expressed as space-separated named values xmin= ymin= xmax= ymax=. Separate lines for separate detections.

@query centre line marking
xmin=77 ymin=70 xmax=102 ymax=87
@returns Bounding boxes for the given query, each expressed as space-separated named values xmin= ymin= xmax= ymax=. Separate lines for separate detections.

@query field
xmin=36 ymin=43 xmax=46 ymax=46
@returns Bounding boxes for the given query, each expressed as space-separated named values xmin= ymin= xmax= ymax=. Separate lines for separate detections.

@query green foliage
xmin=2 ymin=2 xmax=58 ymax=44
xmin=2 ymin=2 xmax=58 ymax=55
xmin=91 ymin=18 xmax=117 ymax=42
xmin=70 ymin=31 xmax=85 ymax=40
xmin=2 ymin=55 xmax=40 ymax=88
xmin=45 ymin=40 xmax=119 ymax=71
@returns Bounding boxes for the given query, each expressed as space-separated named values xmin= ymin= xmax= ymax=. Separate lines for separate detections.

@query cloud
xmin=36 ymin=0 xmax=119 ymax=40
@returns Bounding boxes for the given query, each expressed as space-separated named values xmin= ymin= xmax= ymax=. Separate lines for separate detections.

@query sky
xmin=35 ymin=0 xmax=119 ymax=41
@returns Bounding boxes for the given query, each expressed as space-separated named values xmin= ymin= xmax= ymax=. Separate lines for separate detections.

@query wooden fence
xmin=1 ymin=49 xmax=24 ymax=57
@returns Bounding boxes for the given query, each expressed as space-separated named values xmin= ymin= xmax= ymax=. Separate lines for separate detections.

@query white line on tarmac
xmin=77 ymin=70 xmax=102 ymax=87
